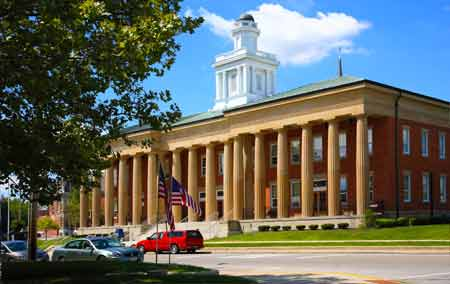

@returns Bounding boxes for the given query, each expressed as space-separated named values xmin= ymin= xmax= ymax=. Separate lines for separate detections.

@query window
xmin=369 ymin=172 xmax=375 ymax=202
xmin=403 ymin=171 xmax=411 ymax=203
xmin=290 ymin=140 xmax=300 ymax=165
xmin=368 ymin=127 xmax=373 ymax=155
xmin=270 ymin=143 xmax=277 ymax=167
xmin=440 ymin=175 xmax=447 ymax=203
xmin=313 ymin=136 xmax=323 ymax=161
xmin=402 ymin=127 xmax=410 ymax=155
xmin=218 ymin=152 xmax=224 ymax=176
xmin=270 ymin=183 xmax=277 ymax=208
xmin=200 ymin=156 xmax=206 ymax=177
xmin=290 ymin=180 xmax=300 ymax=209
xmin=340 ymin=176 xmax=348 ymax=203
xmin=421 ymin=129 xmax=429 ymax=157
xmin=422 ymin=173 xmax=430 ymax=203
xmin=65 ymin=240 xmax=82 ymax=249
xmin=199 ymin=191 xmax=205 ymax=202
xmin=439 ymin=132 xmax=446 ymax=160
xmin=339 ymin=132 xmax=347 ymax=158
xmin=216 ymin=187 xmax=224 ymax=201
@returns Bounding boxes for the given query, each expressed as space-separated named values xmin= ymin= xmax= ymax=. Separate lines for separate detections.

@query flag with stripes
xmin=172 ymin=177 xmax=202 ymax=216
xmin=158 ymin=164 xmax=166 ymax=198
xmin=166 ymin=191 xmax=175 ymax=231
xmin=170 ymin=177 xmax=183 ymax=205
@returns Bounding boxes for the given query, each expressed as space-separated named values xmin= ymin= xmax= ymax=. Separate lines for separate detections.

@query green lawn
xmin=205 ymin=224 xmax=450 ymax=247
xmin=37 ymin=236 xmax=74 ymax=250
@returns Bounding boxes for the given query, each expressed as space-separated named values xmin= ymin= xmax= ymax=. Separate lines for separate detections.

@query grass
xmin=37 ymin=236 xmax=75 ymax=250
xmin=205 ymin=224 xmax=450 ymax=247
xmin=1 ymin=261 xmax=255 ymax=284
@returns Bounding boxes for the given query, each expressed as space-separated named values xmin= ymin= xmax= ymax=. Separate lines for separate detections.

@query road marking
xmin=398 ymin=271 xmax=450 ymax=280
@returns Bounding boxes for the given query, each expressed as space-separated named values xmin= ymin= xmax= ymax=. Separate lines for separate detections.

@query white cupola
xmin=212 ymin=14 xmax=279 ymax=111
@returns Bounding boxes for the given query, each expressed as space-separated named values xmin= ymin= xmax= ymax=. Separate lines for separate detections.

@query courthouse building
xmin=78 ymin=14 xmax=449 ymax=235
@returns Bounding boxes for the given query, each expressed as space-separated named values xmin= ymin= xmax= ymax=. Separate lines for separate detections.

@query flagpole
xmin=167 ymin=176 xmax=172 ymax=265
xmin=155 ymin=161 xmax=160 ymax=265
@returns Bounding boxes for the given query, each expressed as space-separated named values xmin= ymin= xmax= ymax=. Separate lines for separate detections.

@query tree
xmin=0 ymin=0 xmax=203 ymax=260
xmin=37 ymin=216 xmax=60 ymax=240
xmin=66 ymin=187 xmax=80 ymax=229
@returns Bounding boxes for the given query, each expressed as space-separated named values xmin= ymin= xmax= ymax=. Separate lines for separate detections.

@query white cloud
xmin=199 ymin=3 xmax=370 ymax=65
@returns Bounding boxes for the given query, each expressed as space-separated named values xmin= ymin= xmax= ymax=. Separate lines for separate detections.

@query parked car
xmin=51 ymin=237 xmax=143 ymax=262
xmin=0 ymin=240 xmax=49 ymax=262
xmin=134 ymin=230 xmax=204 ymax=254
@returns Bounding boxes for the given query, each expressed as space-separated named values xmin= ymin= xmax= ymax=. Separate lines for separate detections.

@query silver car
xmin=0 ymin=240 xmax=49 ymax=262
xmin=51 ymin=237 xmax=143 ymax=262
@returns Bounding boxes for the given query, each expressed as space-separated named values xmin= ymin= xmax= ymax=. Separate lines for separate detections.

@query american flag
xmin=166 ymin=192 xmax=175 ymax=231
xmin=172 ymin=177 xmax=202 ymax=216
xmin=170 ymin=177 xmax=183 ymax=205
xmin=158 ymin=164 xmax=166 ymax=198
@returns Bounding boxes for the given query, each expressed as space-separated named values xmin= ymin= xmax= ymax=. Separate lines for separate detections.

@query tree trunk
xmin=27 ymin=193 xmax=38 ymax=261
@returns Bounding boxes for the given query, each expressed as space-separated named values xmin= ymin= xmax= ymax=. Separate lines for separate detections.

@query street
xmin=145 ymin=251 xmax=450 ymax=283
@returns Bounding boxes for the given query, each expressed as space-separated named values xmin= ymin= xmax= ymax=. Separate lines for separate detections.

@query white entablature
xmin=212 ymin=14 xmax=279 ymax=111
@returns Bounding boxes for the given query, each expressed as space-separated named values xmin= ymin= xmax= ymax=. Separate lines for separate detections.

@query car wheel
xmin=58 ymin=256 xmax=65 ymax=262
xmin=97 ymin=255 xmax=106 ymax=261
xmin=138 ymin=245 xmax=145 ymax=254
xmin=190 ymin=249 xmax=196 ymax=254
xmin=170 ymin=244 xmax=179 ymax=254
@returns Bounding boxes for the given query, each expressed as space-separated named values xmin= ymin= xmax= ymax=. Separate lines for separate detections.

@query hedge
xmin=337 ymin=223 xmax=349 ymax=229
xmin=270 ymin=225 xmax=280 ymax=232
xmin=282 ymin=226 xmax=291 ymax=231
xmin=296 ymin=225 xmax=306 ymax=231
xmin=258 ymin=225 xmax=270 ymax=232
xmin=308 ymin=224 xmax=319 ymax=230
xmin=321 ymin=223 xmax=335 ymax=230
xmin=1 ymin=261 xmax=175 ymax=280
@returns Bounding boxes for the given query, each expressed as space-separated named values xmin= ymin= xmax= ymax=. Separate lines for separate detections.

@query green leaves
xmin=0 ymin=0 xmax=203 ymax=204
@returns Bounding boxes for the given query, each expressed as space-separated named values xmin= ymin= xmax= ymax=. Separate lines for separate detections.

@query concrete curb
xmin=204 ymin=246 xmax=450 ymax=254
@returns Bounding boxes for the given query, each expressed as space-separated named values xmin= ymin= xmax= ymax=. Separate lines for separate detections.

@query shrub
xmin=270 ymin=225 xmax=280 ymax=232
xmin=396 ymin=217 xmax=410 ymax=227
xmin=282 ymin=226 xmax=291 ymax=231
xmin=308 ymin=224 xmax=318 ymax=230
xmin=321 ymin=223 xmax=335 ymax=230
xmin=337 ymin=223 xmax=349 ymax=229
xmin=375 ymin=218 xmax=397 ymax=228
xmin=296 ymin=225 xmax=306 ymax=231
xmin=364 ymin=209 xmax=377 ymax=228
xmin=430 ymin=215 xmax=450 ymax=224
xmin=258 ymin=225 xmax=270 ymax=232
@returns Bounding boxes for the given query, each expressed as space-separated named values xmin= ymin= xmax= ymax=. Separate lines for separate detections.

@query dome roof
xmin=238 ymin=13 xmax=255 ymax=22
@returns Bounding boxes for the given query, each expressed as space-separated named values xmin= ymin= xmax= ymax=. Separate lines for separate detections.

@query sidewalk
xmin=204 ymin=246 xmax=450 ymax=254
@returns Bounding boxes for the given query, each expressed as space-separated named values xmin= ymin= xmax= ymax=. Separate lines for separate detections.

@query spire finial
xmin=337 ymin=47 xmax=343 ymax=77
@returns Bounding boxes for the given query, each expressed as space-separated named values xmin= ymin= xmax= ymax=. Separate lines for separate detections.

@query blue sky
xmin=144 ymin=0 xmax=450 ymax=117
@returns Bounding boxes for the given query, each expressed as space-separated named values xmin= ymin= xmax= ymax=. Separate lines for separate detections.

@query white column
xmin=243 ymin=65 xmax=248 ymax=94
xmin=222 ymin=71 xmax=228 ymax=100
xmin=215 ymin=73 xmax=221 ymax=100
xmin=272 ymin=70 xmax=276 ymax=94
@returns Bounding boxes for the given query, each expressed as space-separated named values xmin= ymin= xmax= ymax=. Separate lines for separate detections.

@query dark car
xmin=134 ymin=230 xmax=204 ymax=254
xmin=0 ymin=240 xmax=49 ymax=262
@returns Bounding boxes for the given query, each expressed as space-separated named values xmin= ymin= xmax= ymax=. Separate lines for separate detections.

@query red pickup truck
xmin=134 ymin=230 xmax=204 ymax=254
